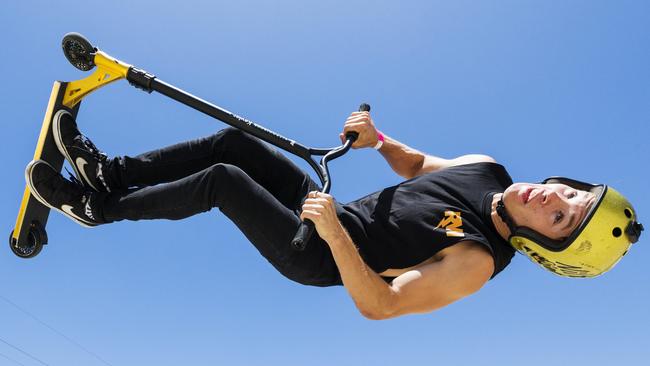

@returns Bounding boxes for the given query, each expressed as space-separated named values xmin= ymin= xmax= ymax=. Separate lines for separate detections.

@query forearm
xmin=341 ymin=112 xmax=443 ymax=179
xmin=325 ymin=226 xmax=397 ymax=320
xmin=377 ymin=134 xmax=494 ymax=178
xmin=377 ymin=134 xmax=427 ymax=179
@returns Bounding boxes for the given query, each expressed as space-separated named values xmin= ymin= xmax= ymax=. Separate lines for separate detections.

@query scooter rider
xmin=25 ymin=109 xmax=643 ymax=319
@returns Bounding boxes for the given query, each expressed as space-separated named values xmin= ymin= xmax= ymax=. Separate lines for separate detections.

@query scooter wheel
xmin=61 ymin=32 xmax=96 ymax=71
xmin=9 ymin=223 xmax=46 ymax=259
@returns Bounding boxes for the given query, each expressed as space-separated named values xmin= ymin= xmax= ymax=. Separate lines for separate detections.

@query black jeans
xmin=97 ymin=127 xmax=342 ymax=287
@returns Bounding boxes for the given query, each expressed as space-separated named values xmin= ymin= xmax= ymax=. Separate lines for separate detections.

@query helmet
xmin=496 ymin=177 xmax=643 ymax=278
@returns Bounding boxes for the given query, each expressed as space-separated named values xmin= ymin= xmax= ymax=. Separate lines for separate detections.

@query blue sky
xmin=1 ymin=1 xmax=649 ymax=365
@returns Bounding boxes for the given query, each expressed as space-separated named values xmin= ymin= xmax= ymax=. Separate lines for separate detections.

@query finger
xmin=342 ymin=129 xmax=369 ymax=149
xmin=314 ymin=192 xmax=333 ymax=200
xmin=304 ymin=199 xmax=330 ymax=208
xmin=302 ymin=200 xmax=322 ymax=210
xmin=304 ymin=199 xmax=335 ymax=214
xmin=300 ymin=210 xmax=321 ymax=222
xmin=343 ymin=123 xmax=368 ymax=135
xmin=345 ymin=115 xmax=369 ymax=124
xmin=344 ymin=121 xmax=368 ymax=129
xmin=344 ymin=120 xmax=370 ymax=128
xmin=306 ymin=200 xmax=335 ymax=210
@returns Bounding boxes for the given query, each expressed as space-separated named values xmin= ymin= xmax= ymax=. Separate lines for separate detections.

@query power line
xmin=0 ymin=294 xmax=114 ymax=366
xmin=0 ymin=336 xmax=50 ymax=366
xmin=0 ymin=350 xmax=28 ymax=366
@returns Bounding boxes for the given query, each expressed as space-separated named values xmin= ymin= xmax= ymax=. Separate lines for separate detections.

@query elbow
xmin=395 ymin=152 xmax=426 ymax=180
xmin=357 ymin=300 xmax=398 ymax=321
xmin=354 ymin=285 xmax=403 ymax=320
xmin=359 ymin=307 xmax=391 ymax=321
xmin=401 ymin=159 xmax=426 ymax=180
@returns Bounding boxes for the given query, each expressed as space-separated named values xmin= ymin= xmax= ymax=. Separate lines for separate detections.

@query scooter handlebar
xmin=291 ymin=220 xmax=315 ymax=251
xmin=291 ymin=103 xmax=370 ymax=251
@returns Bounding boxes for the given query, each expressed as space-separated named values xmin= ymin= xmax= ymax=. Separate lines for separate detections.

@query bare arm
xmin=341 ymin=112 xmax=496 ymax=179
xmin=300 ymin=192 xmax=495 ymax=320
xmin=378 ymin=135 xmax=496 ymax=179
xmin=330 ymin=234 xmax=494 ymax=320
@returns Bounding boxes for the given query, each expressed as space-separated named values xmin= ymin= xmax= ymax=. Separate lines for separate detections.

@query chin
xmin=503 ymin=183 xmax=529 ymax=210
xmin=503 ymin=183 xmax=524 ymax=198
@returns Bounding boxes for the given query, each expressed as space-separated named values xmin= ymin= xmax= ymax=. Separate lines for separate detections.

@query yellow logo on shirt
xmin=435 ymin=211 xmax=465 ymax=238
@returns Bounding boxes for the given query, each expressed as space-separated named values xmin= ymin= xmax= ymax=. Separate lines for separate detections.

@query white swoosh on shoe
xmin=53 ymin=109 xmax=74 ymax=163
xmin=75 ymin=157 xmax=98 ymax=191
xmin=62 ymin=204 xmax=94 ymax=226
xmin=25 ymin=160 xmax=96 ymax=229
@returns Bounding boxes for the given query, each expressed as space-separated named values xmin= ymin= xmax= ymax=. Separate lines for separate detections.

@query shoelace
xmin=65 ymin=167 xmax=86 ymax=188
xmin=65 ymin=167 xmax=98 ymax=222
xmin=78 ymin=135 xmax=108 ymax=162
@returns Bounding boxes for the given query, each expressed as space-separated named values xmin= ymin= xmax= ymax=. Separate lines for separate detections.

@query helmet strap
xmin=496 ymin=199 xmax=518 ymax=235
xmin=626 ymin=222 xmax=644 ymax=243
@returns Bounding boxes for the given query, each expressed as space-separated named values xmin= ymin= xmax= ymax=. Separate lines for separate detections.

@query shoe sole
xmin=25 ymin=159 xmax=96 ymax=228
xmin=52 ymin=109 xmax=101 ymax=191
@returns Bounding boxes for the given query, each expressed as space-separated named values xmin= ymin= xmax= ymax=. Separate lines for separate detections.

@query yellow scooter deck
xmin=10 ymin=82 xmax=81 ymax=257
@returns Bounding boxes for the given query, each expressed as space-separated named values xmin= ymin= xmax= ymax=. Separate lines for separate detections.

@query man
xmin=26 ymin=109 xmax=643 ymax=320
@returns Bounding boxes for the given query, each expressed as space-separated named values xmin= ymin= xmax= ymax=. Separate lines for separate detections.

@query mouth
xmin=524 ymin=188 xmax=549 ymax=205
xmin=521 ymin=188 xmax=533 ymax=204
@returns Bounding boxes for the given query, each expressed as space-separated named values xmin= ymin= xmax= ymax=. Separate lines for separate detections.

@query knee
xmin=210 ymin=128 xmax=263 ymax=160
xmin=204 ymin=162 xmax=242 ymax=183
xmin=201 ymin=163 xmax=247 ymax=206
xmin=217 ymin=127 xmax=257 ymax=146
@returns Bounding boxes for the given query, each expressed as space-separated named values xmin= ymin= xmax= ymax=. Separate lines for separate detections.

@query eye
xmin=554 ymin=211 xmax=564 ymax=224
xmin=567 ymin=191 xmax=577 ymax=199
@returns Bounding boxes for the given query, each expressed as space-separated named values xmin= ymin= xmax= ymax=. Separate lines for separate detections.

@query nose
xmin=543 ymin=190 xmax=561 ymax=205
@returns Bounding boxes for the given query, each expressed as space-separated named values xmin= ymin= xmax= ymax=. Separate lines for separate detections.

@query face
xmin=502 ymin=182 xmax=597 ymax=240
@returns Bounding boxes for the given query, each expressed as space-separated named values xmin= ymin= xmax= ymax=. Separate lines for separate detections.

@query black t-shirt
xmin=336 ymin=162 xmax=515 ymax=278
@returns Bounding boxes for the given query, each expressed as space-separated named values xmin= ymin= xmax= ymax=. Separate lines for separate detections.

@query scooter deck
xmin=11 ymin=81 xmax=80 ymax=255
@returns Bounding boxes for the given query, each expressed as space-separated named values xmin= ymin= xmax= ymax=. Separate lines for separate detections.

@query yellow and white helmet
xmin=497 ymin=177 xmax=643 ymax=278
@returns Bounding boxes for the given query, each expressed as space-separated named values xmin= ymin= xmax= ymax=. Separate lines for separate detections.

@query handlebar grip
xmin=359 ymin=103 xmax=371 ymax=112
xmin=345 ymin=131 xmax=359 ymax=142
xmin=345 ymin=103 xmax=372 ymax=141
xmin=291 ymin=220 xmax=316 ymax=251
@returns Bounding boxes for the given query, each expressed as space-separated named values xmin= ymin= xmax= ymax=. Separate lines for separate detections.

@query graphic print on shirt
xmin=435 ymin=211 xmax=465 ymax=238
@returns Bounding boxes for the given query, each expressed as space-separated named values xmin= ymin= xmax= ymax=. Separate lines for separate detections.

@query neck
xmin=491 ymin=193 xmax=512 ymax=241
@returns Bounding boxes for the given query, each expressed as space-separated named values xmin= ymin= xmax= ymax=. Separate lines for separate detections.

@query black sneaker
xmin=25 ymin=160 xmax=102 ymax=228
xmin=52 ymin=109 xmax=111 ymax=192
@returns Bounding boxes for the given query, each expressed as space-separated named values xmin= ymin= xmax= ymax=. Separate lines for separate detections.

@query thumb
xmin=339 ymin=133 xmax=345 ymax=144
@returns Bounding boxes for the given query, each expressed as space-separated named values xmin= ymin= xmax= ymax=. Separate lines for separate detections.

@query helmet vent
xmin=624 ymin=209 xmax=632 ymax=218
xmin=612 ymin=227 xmax=622 ymax=237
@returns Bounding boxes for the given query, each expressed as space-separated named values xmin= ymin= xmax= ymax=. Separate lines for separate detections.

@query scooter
xmin=10 ymin=32 xmax=366 ymax=258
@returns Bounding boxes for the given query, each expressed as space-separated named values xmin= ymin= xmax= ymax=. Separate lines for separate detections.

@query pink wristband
xmin=373 ymin=131 xmax=385 ymax=150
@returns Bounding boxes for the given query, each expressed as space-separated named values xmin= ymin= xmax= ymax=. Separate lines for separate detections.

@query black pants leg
xmin=104 ymin=128 xmax=310 ymax=210
xmin=98 ymin=128 xmax=342 ymax=286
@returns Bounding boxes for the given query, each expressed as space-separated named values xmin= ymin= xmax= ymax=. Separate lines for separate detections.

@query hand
xmin=300 ymin=191 xmax=346 ymax=243
xmin=340 ymin=111 xmax=379 ymax=149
